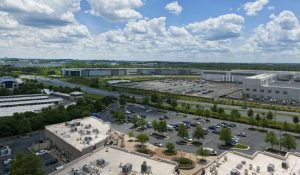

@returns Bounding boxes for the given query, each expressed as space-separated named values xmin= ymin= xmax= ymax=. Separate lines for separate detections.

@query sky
xmin=0 ymin=0 xmax=300 ymax=63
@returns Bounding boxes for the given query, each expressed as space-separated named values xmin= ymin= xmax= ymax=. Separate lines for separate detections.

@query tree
xmin=119 ymin=95 xmax=127 ymax=107
xmin=219 ymin=128 xmax=232 ymax=146
xmin=281 ymin=135 xmax=297 ymax=151
xmin=177 ymin=124 xmax=189 ymax=139
xmin=261 ymin=117 xmax=269 ymax=131
xmin=230 ymin=109 xmax=241 ymax=121
xmin=203 ymin=109 xmax=210 ymax=118
xmin=295 ymin=124 xmax=300 ymax=137
xmin=152 ymin=120 xmax=159 ymax=133
xmin=157 ymin=120 xmax=167 ymax=133
xmin=283 ymin=121 xmax=289 ymax=133
xmin=265 ymin=131 xmax=279 ymax=148
xmin=266 ymin=111 xmax=273 ymax=121
xmin=197 ymin=147 xmax=210 ymax=161
xmin=136 ymin=133 xmax=149 ymax=147
xmin=128 ymin=131 xmax=135 ymax=140
xmin=247 ymin=108 xmax=254 ymax=118
xmin=143 ymin=97 xmax=150 ymax=105
xmin=151 ymin=94 xmax=159 ymax=103
xmin=166 ymin=142 xmax=175 ymax=153
xmin=193 ymin=126 xmax=205 ymax=143
xmin=10 ymin=152 xmax=45 ymax=175
xmin=255 ymin=113 xmax=261 ymax=129
xmin=293 ymin=116 xmax=299 ymax=124
xmin=170 ymin=99 xmax=178 ymax=108
xmin=211 ymin=104 xmax=218 ymax=112
xmin=249 ymin=116 xmax=256 ymax=129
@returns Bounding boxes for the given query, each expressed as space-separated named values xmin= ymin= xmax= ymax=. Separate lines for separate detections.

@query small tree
xmin=128 ymin=131 xmax=135 ymax=141
xmin=261 ymin=117 xmax=269 ymax=131
xmin=151 ymin=94 xmax=159 ymax=103
xmin=255 ymin=113 xmax=261 ymax=129
xmin=211 ymin=104 xmax=218 ymax=112
xmin=295 ymin=124 xmax=300 ymax=137
xmin=152 ymin=120 xmax=159 ymax=133
xmin=166 ymin=142 xmax=175 ymax=153
xmin=143 ymin=97 xmax=150 ymax=105
xmin=197 ymin=147 xmax=210 ymax=161
xmin=217 ymin=107 xmax=225 ymax=114
xmin=249 ymin=116 xmax=256 ymax=129
xmin=281 ymin=135 xmax=297 ymax=151
xmin=266 ymin=111 xmax=273 ymax=121
xmin=265 ymin=131 xmax=279 ymax=148
xmin=230 ymin=109 xmax=241 ymax=121
xmin=170 ymin=99 xmax=178 ymax=108
xmin=136 ymin=133 xmax=149 ymax=147
xmin=177 ymin=124 xmax=189 ymax=139
xmin=10 ymin=152 xmax=45 ymax=175
xmin=247 ymin=108 xmax=254 ymax=118
xmin=193 ymin=126 xmax=205 ymax=143
xmin=293 ymin=116 xmax=299 ymax=124
xmin=283 ymin=121 xmax=289 ymax=133
xmin=204 ymin=109 xmax=210 ymax=118
xmin=219 ymin=128 xmax=232 ymax=146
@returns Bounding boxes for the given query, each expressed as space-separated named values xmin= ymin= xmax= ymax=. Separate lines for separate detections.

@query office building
xmin=0 ymin=76 xmax=23 ymax=89
xmin=45 ymin=117 xmax=113 ymax=162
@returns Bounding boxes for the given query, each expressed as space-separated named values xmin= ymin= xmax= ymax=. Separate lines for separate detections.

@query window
xmin=275 ymin=91 xmax=280 ymax=94
xmin=283 ymin=91 xmax=288 ymax=95
xmin=253 ymin=89 xmax=257 ymax=92
xmin=268 ymin=90 xmax=272 ymax=93
xmin=246 ymin=88 xmax=250 ymax=91
xmin=260 ymin=89 xmax=264 ymax=93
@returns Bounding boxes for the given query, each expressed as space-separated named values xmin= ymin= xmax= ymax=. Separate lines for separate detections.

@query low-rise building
xmin=49 ymin=146 xmax=178 ymax=175
xmin=0 ymin=94 xmax=63 ymax=117
xmin=0 ymin=145 xmax=11 ymax=157
xmin=203 ymin=151 xmax=300 ymax=175
xmin=45 ymin=117 xmax=113 ymax=162
xmin=0 ymin=76 xmax=23 ymax=89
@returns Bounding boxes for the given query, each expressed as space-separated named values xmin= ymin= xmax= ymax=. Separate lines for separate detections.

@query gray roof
xmin=0 ymin=76 xmax=23 ymax=84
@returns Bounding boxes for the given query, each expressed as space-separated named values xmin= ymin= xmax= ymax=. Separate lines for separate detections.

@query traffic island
xmin=172 ymin=157 xmax=196 ymax=170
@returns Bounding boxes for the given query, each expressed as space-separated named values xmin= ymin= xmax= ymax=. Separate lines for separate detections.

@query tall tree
xmin=197 ymin=147 xmax=210 ymax=161
xmin=219 ymin=128 xmax=232 ymax=146
xmin=266 ymin=111 xmax=274 ymax=121
xmin=193 ymin=126 xmax=205 ymax=143
xmin=211 ymin=103 xmax=218 ymax=112
xmin=265 ymin=131 xmax=279 ymax=148
xmin=230 ymin=109 xmax=241 ymax=121
xmin=136 ymin=133 xmax=149 ymax=147
xmin=247 ymin=108 xmax=254 ymax=118
xmin=10 ymin=152 xmax=45 ymax=175
xmin=293 ymin=116 xmax=299 ymax=124
xmin=177 ymin=124 xmax=189 ymax=139
xmin=281 ymin=135 xmax=297 ymax=151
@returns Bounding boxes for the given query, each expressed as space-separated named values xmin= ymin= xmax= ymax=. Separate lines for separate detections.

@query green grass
xmin=84 ymin=93 xmax=104 ymax=100
xmin=234 ymin=143 xmax=249 ymax=150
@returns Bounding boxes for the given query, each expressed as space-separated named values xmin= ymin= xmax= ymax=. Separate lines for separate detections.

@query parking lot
xmin=113 ymin=79 xmax=242 ymax=99
xmin=0 ymin=132 xmax=61 ymax=175
xmin=99 ymin=103 xmax=300 ymax=156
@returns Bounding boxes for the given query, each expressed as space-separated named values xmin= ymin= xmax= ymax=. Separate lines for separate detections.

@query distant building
xmin=45 ymin=117 xmax=113 ymax=162
xmin=0 ymin=76 xmax=23 ymax=89
xmin=61 ymin=68 xmax=202 ymax=77
xmin=203 ymin=151 xmax=300 ymax=175
xmin=0 ymin=145 xmax=11 ymax=157
xmin=0 ymin=94 xmax=63 ymax=117
xmin=49 ymin=146 xmax=178 ymax=175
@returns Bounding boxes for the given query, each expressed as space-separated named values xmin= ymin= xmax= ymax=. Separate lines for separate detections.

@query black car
xmin=176 ymin=140 xmax=188 ymax=145
xmin=159 ymin=117 xmax=165 ymax=120
xmin=208 ymin=125 xmax=219 ymax=130
xmin=45 ymin=158 xmax=58 ymax=166
xmin=203 ymin=128 xmax=209 ymax=135
xmin=164 ymin=116 xmax=170 ymax=119
xmin=228 ymin=123 xmax=237 ymax=127
xmin=190 ymin=122 xmax=199 ymax=127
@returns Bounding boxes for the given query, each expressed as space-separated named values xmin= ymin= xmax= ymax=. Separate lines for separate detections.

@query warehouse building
xmin=0 ymin=94 xmax=63 ymax=117
xmin=203 ymin=151 xmax=300 ymax=175
xmin=0 ymin=76 xmax=23 ymax=89
xmin=61 ymin=68 xmax=202 ymax=77
xmin=45 ymin=117 xmax=113 ymax=162
xmin=49 ymin=146 xmax=178 ymax=175
xmin=243 ymin=73 xmax=300 ymax=102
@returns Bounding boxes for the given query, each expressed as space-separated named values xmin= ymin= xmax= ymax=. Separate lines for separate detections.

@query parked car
xmin=212 ymin=129 xmax=220 ymax=134
xmin=237 ymin=132 xmax=246 ymax=137
xmin=159 ymin=117 xmax=165 ymax=120
xmin=184 ymin=137 xmax=193 ymax=142
xmin=203 ymin=128 xmax=209 ymax=135
xmin=176 ymin=140 xmax=188 ymax=145
xmin=164 ymin=116 xmax=170 ymax=119
xmin=3 ymin=159 xmax=12 ymax=165
xmin=45 ymin=158 xmax=58 ymax=166
xmin=35 ymin=150 xmax=47 ymax=156
xmin=153 ymin=143 xmax=163 ymax=147
xmin=228 ymin=123 xmax=237 ymax=127
xmin=203 ymin=147 xmax=217 ymax=155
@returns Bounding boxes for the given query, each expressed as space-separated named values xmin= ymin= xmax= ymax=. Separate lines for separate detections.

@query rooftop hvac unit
xmin=122 ymin=163 xmax=132 ymax=174
xmin=85 ymin=124 xmax=91 ymax=129
xmin=141 ymin=161 xmax=147 ymax=173
xmin=96 ymin=159 xmax=105 ymax=166
xmin=73 ymin=170 xmax=80 ymax=175
xmin=230 ymin=169 xmax=240 ymax=175
xmin=82 ymin=165 xmax=91 ymax=173
xmin=75 ymin=122 xmax=81 ymax=126
xmin=282 ymin=161 xmax=289 ymax=169
xmin=267 ymin=164 xmax=275 ymax=172
xmin=70 ymin=127 xmax=77 ymax=132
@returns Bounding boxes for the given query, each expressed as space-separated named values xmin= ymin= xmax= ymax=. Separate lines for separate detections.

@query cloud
xmin=86 ymin=0 xmax=143 ymax=22
xmin=244 ymin=11 xmax=300 ymax=52
xmin=0 ymin=0 xmax=80 ymax=28
xmin=0 ymin=12 xmax=18 ymax=29
xmin=243 ymin=0 xmax=269 ymax=16
xmin=186 ymin=14 xmax=244 ymax=40
xmin=267 ymin=6 xmax=275 ymax=10
xmin=165 ymin=1 xmax=182 ymax=16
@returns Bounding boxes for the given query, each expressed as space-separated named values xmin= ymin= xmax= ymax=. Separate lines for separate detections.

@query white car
xmin=35 ymin=150 xmax=48 ymax=156
xmin=203 ymin=148 xmax=217 ymax=155
xmin=3 ymin=159 xmax=12 ymax=165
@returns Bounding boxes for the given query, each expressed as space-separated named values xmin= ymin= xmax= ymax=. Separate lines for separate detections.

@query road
xmin=22 ymin=75 xmax=298 ymax=123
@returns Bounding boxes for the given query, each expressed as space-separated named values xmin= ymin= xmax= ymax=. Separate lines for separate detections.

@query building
xmin=203 ymin=151 xmax=300 ymax=175
xmin=61 ymin=68 xmax=202 ymax=77
xmin=49 ymin=146 xmax=178 ymax=175
xmin=0 ymin=94 xmax=63 ymax=117
xmin=0 ymin=145 xmax=11 ymax=157
xmin=242 ymin=73 xmax=300 ymax=102
xmin=0 ymin=76 xmax=23 ymax=89
xmin=45 ymin=117 xmax=113 ymax=162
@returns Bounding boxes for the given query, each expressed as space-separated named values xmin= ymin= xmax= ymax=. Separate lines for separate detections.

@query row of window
xmin=246 ymin=88 xmax=288 ymax=95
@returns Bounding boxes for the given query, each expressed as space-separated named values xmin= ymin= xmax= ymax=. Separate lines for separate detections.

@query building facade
xmin=0 ymin=76 xmax=23 ymax=89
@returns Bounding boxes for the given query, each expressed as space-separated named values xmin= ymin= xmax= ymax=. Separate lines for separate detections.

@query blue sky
xmin=0 ymin=0 xmax=300 ymax=63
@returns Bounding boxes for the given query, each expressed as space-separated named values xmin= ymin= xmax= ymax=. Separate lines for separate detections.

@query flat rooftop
xmin=0 ymin=104 xmax=54 ymax=117
xmin=245 ymin=73 xmax=275 ymax=80
xmin=266 ymin=81 xmax=300 ymax=89
xmin=50 ymin=146 xmax=177 ymax=175
xmin=0 ymin=98 xmax=63 ymax=107
xmin=45 ymin=117 xmax=111 ymax=152
xmin=205 ymin=151 xmax=300 ymax=175
xmin=0 ymin=95 xmax=49 ymax=103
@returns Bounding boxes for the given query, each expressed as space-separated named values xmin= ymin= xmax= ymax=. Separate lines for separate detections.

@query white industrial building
xmin=61 ymin=68 xmax=202 ymax=77
xmin=45 ymin=117 xmax=113 ymax=162
xmin=0 ymin=94 xmax=63 ymax=117
xmin=49 ymin=146 xmax=178 ymax=175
